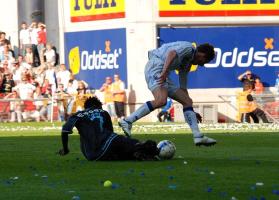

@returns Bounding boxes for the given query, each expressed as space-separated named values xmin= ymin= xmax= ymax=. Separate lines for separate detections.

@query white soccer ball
xmin=157 ymin=140 xmax=176 ymax=159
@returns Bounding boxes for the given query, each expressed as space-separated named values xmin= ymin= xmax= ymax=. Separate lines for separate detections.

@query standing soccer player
xmin=58 ymin=97 xmax=160 ymax=161
xmin=119 ymin=41 xmax=217 ymax=146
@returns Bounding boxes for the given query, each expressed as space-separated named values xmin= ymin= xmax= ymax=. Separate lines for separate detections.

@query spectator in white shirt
xmin=69 ymin=74 xmax=79 ymax=90
xmin=4 ymin=90 xmax=23 ymax=122
xmin=18 ymin=55 xmax=32 ymax=71
xmin=43 ymin=43 xmax=56 ymax=66
xmin=19 ymin=22 xmax=31 ymax=56
xmin=12 ymin=60 xmax=23 ymax=84
xmin=25 ymin=47 xmax=33 ymax=66
xmin=45 ymin=63 xmax=57 ymax=92
xmin=34 ymin=64 xmax=46 ymax=87
xmin=0 ymin=32 xmax=13 ymax=57
xmin=56 ymin=64 xmax=71 ymax=90
xmin=29 ymin=21 xmax=40 ymax=67
xmin=0 ymin=43 xmax=14 ymax=62
xmin=13 ymin=76 xmax=36 ymax=100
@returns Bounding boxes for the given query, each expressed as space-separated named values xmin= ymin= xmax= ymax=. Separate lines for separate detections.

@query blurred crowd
xmin=0 ymin=20 xmax=128 ymax=123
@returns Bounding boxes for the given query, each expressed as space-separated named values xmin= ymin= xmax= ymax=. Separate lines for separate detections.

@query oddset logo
xmin=68 ymin=40 xmax=123 ymax=75
xmin=205 ymin=38 xmax=279 ymax=68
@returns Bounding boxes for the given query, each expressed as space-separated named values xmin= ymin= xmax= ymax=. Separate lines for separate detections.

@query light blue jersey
xmin=145 ymin=41 xmax=196 ymax=95
xmin=148 ymin=41 xmax=195 ymax=71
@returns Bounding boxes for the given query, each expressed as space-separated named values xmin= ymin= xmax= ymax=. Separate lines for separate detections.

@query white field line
xmin=0 ymin=123 xmax=278 ymax=133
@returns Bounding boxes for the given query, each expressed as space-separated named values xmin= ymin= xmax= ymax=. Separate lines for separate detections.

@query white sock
xmin=126 ymin=101 xmax=154 ymax=123
xmin=183 ymin=107 xmax=203 ymax=138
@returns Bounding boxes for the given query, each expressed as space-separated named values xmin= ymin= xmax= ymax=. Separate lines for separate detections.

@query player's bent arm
xmin=62 ymin=131 xmax=70 ymax=153
xmin=159 ymin=50 xmax=177 ymax=84
xmin=162 ymin=50 xmax=177 ymax=74
xmin=58 ymin=131 xmax=70 ymax=156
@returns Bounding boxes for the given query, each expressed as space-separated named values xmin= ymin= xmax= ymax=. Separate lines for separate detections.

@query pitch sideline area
xmin=0 ymin=122 xmax=278 ymax=136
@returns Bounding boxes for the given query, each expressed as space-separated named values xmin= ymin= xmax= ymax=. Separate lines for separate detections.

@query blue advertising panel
xmin=158 ymin=26 xmax=279 ymax=88
xmin=64 ymin=28 xmax=127 ymax=89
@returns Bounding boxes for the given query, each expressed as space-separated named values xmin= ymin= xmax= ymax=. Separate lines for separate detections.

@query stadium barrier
xmin=219 ymin=93 xmax=279 ymax=123
xmin=0 ymin=96 xmax=75 ymax=123
xmin=0 ymin=93 xmax=277 ymax=123
xmin=173 ymin=103 xmax=218 ymax=123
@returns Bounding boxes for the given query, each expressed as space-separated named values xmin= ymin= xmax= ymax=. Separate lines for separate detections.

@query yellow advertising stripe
xmin=159 ymin=0 xmax=279 ymax=11
xmin=71 ymin=0 xmax=125 ymax=17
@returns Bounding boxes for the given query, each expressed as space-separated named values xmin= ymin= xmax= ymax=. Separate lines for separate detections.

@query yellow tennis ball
xmin=103 ymin=180 xmax=112 ymax=187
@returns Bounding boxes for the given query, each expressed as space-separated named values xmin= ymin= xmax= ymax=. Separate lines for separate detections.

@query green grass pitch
xmin=0 ymin=122 xmax=279 ymax=200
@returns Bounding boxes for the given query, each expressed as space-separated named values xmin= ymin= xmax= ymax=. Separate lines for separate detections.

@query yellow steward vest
xmin=112 ymin=81 xmax=125 ymax=102
xmin=237 ymin=91 xmax=250 ymax=114
xmin=104 ymin=84 xmax=113 ymax=103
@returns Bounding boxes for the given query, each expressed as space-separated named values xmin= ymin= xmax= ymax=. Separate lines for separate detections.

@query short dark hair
xmin=84 ymin=96 xmax=102 ymax=109
xmin=197 ymin=43 xmax=215 ymax=62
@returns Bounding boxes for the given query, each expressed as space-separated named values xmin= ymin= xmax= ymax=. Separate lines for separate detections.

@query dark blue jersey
xmin=61 ymin=107 xmax=159 ymax=161
xmin=62 ymin=107 xmax=117 ymax=160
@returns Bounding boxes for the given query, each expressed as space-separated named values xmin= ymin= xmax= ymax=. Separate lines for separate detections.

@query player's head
xmin=134 ymin=140 xmax=159 ymax=161
xmin=84 ymin=96 xmax=102 ymax=109
xmin=194 ymin=43 xmax=215 ymax=66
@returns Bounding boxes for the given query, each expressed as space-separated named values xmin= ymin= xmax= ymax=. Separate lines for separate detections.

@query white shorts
xmin=144 ymin=57 xmax=179 ymax=96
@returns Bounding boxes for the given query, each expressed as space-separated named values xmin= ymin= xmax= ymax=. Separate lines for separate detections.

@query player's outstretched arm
xmin=58 ymin=115 xmax=78 ymax=156
xmin=58 ymin=132 xmax=70 ymax=156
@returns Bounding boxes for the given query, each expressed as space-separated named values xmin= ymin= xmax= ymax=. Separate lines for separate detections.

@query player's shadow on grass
xmin=128 ymin=84 xmax=136 ymax=114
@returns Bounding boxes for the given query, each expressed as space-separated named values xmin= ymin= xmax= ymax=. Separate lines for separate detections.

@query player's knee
xmin=155 ymin=99 xmax=167 ymax=108
xmin=182 ymin=98 xmax=193 ymax=107
xmin=187 ymin=97 xmax=193 ymax=105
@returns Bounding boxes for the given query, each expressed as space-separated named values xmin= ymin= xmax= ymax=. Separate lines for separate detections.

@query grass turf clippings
xmin=0 ymin=122 xmax=278 ymax=200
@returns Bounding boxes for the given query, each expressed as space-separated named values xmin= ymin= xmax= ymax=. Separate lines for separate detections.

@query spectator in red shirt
xmin=37 ymin=22 xmax=47 ymax=65
xmin=254 ymin=77 xmax=264 ymax=94
xmin=41 ymin=78 xmax=51 ymax=95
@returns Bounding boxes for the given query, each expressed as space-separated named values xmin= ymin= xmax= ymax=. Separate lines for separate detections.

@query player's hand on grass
xmin=195 ymin=112 xmax=202 ymax=123
xmin=58 ymin=148 xmax=69 ymax=156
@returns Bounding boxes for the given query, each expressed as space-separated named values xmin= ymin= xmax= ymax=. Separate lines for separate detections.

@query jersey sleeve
xmin=62 ymin=115 xmax=79 ymax=134
xmin=103 ymin=110 xmax=114 ymax=132
xmin=172 ymin=42 xmax=193 ymax=63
